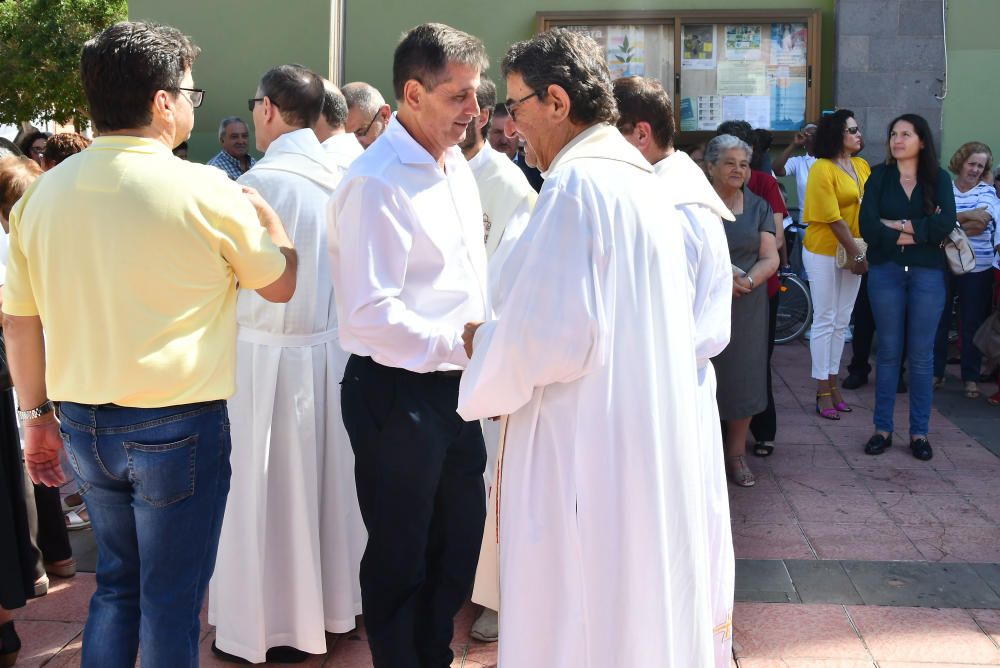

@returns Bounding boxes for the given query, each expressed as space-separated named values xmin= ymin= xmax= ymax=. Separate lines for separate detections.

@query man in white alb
xmin=614 ymin=74 xmax=735 ymax=668
xmin=328 ymin=23 xmax=490 ymax=668
xmin=459 ymin=75 xmax=537 ymax=644
xmin=208 ymin=64 xmax=364 ymax=664
xmin=458 ymin=29 xmax=714 ymax=667
xmin=342 ymin=81 xmax=392 ymax=149
xmin=314 ymin=78 xmax=364 ymax=172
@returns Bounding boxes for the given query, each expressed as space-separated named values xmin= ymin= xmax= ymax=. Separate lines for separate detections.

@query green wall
xmin=345 ymin=0 xmax=836 ymax=110
xmin=940 ymin=0 xmax=999 ymax=168
xmin=129 ymin=0 xmax=331 ymax=162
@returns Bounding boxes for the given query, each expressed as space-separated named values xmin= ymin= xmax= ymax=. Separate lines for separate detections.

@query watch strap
xmin=17 ymin=400 xmax=55 ymax=423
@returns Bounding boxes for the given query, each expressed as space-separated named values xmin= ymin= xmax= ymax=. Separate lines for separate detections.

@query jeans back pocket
xmin=124 ymin=435 xmax=198 ymax=507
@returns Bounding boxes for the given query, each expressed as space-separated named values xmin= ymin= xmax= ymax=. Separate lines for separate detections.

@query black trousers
xmin=751 ymin=292 xmax=779 ymax=442
xmin=0 ymin=388 xmax=35 ymax=609
xmin=341 ymin=355 xmax=486 ymax=668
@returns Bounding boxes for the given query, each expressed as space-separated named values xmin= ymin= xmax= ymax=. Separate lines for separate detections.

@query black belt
xmin=435 ymin=369 xmax=463 ymax=378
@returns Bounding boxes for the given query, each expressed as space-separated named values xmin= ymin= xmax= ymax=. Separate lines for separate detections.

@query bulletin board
xmin=536 ymin=10 xmax=822 ymax=145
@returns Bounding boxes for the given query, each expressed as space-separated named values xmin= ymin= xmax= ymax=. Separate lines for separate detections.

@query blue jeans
xmin=867 ymin=262 xmax=947 ymax=436
xmin=59 ymin=401 xmax=231 ymax=668
xmin=933 ymin=269 xmax=994 ymax=381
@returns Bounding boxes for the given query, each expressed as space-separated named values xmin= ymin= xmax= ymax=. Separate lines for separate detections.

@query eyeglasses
xmin=844 ymin=126 xmax=862 ymax=135
xmin=248 ymin=98 xmax=264 ymax=113
xmin=354 ymin=110 xmax=380 ymax=138
xmin=177 ymin=87 xmax=205 ymax=108
xmin=504 ymin=90 xmax=543 ymax=120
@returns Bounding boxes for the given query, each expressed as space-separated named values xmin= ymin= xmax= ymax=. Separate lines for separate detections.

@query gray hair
xmin=704 ymin=134 xmax=753 ymax=165
xmin=218 ymin=116 xmax=247 ymax=140
xmin=342 ymin=82 xmax=386 ymax=116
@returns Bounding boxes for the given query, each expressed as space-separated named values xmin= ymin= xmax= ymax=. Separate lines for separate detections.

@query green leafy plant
xmin=611 ymin=33 xmax=639 ymax=74
xmin=0 ymin=0 xmax=127 ymax=129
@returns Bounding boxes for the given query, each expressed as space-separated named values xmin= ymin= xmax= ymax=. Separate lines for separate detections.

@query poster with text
xmin=680 ymin=97 xmax=696 ymax=132
xmin=725 ymin=25 xmax=762 ymax=61
xmin=768 ymin=70 xmax=807 ymax=130
xmin=696 ymin=95 xmax=723 ymax=130
xmin=770 ymin=23 xmax=807 ymax=66
xmin=717 ymin=61 xmax=767 ymax=96
xmin=682 ymin=25 xmax=716 ymax=70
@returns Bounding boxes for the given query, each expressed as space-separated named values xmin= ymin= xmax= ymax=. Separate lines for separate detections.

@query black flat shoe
xmin=910 ymin=437 xmax=933 ymax=461
xmin=211 ymin=642 xmax=251 ymax=664
xmin=841 ymin=373 xmax=868 ymax=390
xmin=0 ymin=621 xmax=21 ymax=668
xmin=864 ymin=433 xmax=893 ymax=455
xmin=266 ymin=646 xmax=309 ymax=663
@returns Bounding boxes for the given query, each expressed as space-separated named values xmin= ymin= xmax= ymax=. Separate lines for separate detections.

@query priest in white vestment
xmin=314 ymin=78 xmax=365 ymax=171
xmin=208 ymin=65 xmax=364 ymax=664
xmin=460 ymin=76 xmax=538 ymax=644
xmin=615 ymin=75 xmax=736 ymax=668
xmin=458 ymin=31 xmax=715 ymax=667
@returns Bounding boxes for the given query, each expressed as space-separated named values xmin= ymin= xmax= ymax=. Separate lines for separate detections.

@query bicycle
xmin=774 ymin=267 xmax=812 ymax=344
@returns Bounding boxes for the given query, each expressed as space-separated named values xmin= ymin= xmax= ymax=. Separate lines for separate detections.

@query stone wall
xmin=835 ymin=0 xmax=946 ymax=165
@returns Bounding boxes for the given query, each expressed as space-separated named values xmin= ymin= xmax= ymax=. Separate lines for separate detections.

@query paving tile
xmin=732 ymin=523 xmax=815 ymax=560
xmin=775 ymin=425 xmax=835 ymax=446
xmin=937 ymin=441 xmax=1000 ymax=470
xmin=874 ymin=492 xmax=992 ymax=527
xmin=44 ymin=636 xmax=82 ymax=668
xmin=761 ymin=446 xmax=851 ymax=473
xmin=3 ymin=620 xmax=84 ymax=668
xmin=903 ymin=525 xmax=1000 ymax=563
xmin=848 ymin=606 xmax=1000 ymax=664
xmin=785 ymin=491 xmax=892 ymax=525
xmin=738 ymin=660 xmax=875 ymax=667
xmin=842 ymin=561 xmax=1000 ymax=608
xmin=12 ymin=574 xmax=95 ymax=623
xmin=322 ymin=634 xmax=374 ymax=666
xmin=854 ymin=467 xmax=955 ymax=495
xmin=735 ymin=560 xmax=800 ymax=603
xmin=774 ymin=469 xmax=868 ymax=496
xmin=732 ymin=603 xmax=869 ymax=659
xmin=967 ymin=495 xmax=1000 ymax=524
xmin=970 ymin=564 xmax=1000 ymax=598
xmin=784 ymin=561 xmax=864 ymax=605
xmin=799 ymin=523 xmax=922 ymax=561
xmin=968 ymin=608 xmax=1000 ymax=647
xmin=729 ymin=492 xmax=798 ymax=525
xmin=877 ymin=662 xmax=1000 ymax=667
xmin=942 ymin=471 xmax=1000 ymax=496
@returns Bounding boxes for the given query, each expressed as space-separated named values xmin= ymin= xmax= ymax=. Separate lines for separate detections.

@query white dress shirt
xmin=328 ymin=114 xmax=489 ymax=372
xmin=321 ymin=132 xmax=364 ymax=175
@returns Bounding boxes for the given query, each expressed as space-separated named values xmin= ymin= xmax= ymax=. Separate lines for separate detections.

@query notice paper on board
xmin=717 ymin=61 xmax=767 ymax=96
xmin=722 ymin=96 xmax=770 ymax=129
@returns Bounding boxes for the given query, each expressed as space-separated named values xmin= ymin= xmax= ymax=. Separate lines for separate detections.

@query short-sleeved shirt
xmin=784 ymin=154 xmax=818 ymax=210
xmin=3 ymin=136 xmax=286 ymax=407
xmin=802 ymin=157 xmax=871 ymax=256
xmin=953 ymin=181 xmax=1000 ymax=273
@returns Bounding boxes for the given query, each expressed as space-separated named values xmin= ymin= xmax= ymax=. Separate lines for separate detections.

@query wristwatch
xmin=853 ymin=253 xmax=866 ymax=264
xmin=17 ymin=400 xmax=54 ymax=423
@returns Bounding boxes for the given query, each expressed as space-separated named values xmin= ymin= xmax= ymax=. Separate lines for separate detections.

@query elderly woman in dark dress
xmin=707 ymin=135 xmax=779 ymax=486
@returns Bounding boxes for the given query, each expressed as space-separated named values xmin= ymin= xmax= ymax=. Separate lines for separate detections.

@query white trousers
xmin=803 ymin=248 xmax=862 ymax=380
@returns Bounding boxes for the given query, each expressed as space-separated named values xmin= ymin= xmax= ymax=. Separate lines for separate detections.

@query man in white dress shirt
xmin=315 ymin=78 xmax=364 ymax=171
xmin=458 ymin=29 xmax=715 ymax=667
xmin=327 ymin=23 xmax=489 ymax=668
xmin=209 ymin=64 xmax=364 ymax=664
xmin=459 ymin=76 xmax=536 ymax=644
xmin=614 ymin=74 xmax=735 ymax=668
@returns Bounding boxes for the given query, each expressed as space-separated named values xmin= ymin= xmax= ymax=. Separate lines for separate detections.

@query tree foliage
xmin=0 ymin=0 xmax=127 ymax=128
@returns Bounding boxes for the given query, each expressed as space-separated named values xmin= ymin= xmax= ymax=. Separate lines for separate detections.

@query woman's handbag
xmin=942 ymin=223 xmax=976 ymax=274
xmin=835 ymin=238 xmax=868 ymax=269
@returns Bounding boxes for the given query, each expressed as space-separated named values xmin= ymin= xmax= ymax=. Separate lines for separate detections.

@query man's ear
xmin=545 ymin=84 xmax=572 ymax=124
xmin=401 ymin=81 xmax=422 ymax=112
xmin=476 ymin=107 xmax=491 ymax=132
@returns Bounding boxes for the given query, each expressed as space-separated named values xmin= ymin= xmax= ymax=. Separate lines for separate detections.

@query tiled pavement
xmin=12 ymin=341 xmax=1000 ymax=666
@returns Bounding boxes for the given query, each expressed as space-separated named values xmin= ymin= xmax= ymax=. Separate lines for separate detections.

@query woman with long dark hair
xmin=859 ymin=114 xmax=956 ymax=461
xmin=801 ymin=109 xmax=870 ymax=418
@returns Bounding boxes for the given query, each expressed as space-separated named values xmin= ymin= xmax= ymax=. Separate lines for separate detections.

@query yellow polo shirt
xmin=802 ymin=157 xmax=871 ymax=256
xmin=3 ymin=136 xmax=286 ymax=407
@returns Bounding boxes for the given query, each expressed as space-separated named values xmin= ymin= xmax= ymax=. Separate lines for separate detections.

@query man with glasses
xmin=3 ymin=21 xmax=297 ymax=667
xmin=207 ymin=115 xmax=256 ymax=179
xmin=342 ymin=81 xmax=391 ymax=149
xmin=457 ymin=29 xmax=714 ymax=666
xmin=328 ymin=23 xmax=489 ymax=668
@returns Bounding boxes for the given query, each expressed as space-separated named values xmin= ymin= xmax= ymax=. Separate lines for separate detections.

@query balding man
xmin=458 ymin=29 xmax=714 ymax=666
xmin=342 ymin=81 xmax=391 ymax=149
xmin=207 ymin=116 xmax=255 ymax=179
xmin=314 ymin=78 xmax=364 ymax=171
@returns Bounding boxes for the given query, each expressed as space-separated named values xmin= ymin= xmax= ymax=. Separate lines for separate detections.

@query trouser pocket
xmin=125 ymin=435 xmax=198 ymax=507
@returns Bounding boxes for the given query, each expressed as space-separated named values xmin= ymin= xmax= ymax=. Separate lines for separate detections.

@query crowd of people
xmin=0 ymin=16 xmax=998 ymax=668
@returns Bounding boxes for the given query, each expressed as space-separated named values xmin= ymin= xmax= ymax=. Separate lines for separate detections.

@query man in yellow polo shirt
xmin=2 ymin=21 xmax=297 ymax=668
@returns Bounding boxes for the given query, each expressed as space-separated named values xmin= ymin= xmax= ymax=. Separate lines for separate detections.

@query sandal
xmin=815 ymin=392 xmax=840 ymax=420
xmin=964 ymin=381 xmax=980 ymax=399
xmin=65 ymin=508 xmax=91 ymax=531
xmin=752 ymin=441 xmax=774 ymax=457
xmin=830 ymin=386 xmax=852 ymax=413
xmin=60 ymin=493 xmax=84 ymax=514
xmin=726 ymin=455 xmax=756 ymax=487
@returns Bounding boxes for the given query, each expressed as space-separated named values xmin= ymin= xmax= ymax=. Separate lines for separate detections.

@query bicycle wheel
xmin=774 ymin=273 xmax=812 ymax=344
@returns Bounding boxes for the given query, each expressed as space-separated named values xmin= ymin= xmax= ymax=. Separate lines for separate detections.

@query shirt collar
xmin=90 ymin=135 xmax=174 ymax=155
xmin=466 ymin=141 xmax=493 ymax=172
xmin=383 ymin=113 xmax=464 ymax=172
